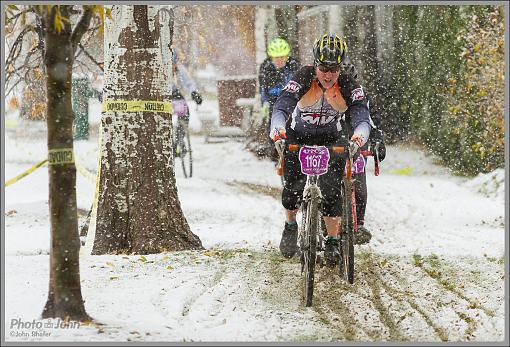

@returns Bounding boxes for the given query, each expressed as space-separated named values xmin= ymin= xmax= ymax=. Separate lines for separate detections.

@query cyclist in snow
xmin=270 ymin=33 xmax=372 ymax=266
xmin=171 ymin=48 xmax=203 ymax=156
xmin=341 ymin=62 xmax=387 ymax=245
xmin=258 ymin=38 xmax=300 ymax=160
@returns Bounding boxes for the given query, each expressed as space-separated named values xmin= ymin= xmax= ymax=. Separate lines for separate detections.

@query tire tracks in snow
xmin=254 ymin=246 xmax=503 ymax=342
xmin=178 ymin=179 xmax=505 ymax=342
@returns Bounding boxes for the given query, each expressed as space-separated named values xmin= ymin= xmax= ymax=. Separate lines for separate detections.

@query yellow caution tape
xmin=75 ymin=161 xmax=96 ymax=183
xmin=5 ymin=159 xmax=48 ymax=187
xmin=48 ymin=148 xmax=74 ymax=165
xmin=81 ymin=122 xmax=103 ymax=258
xmin=102 ymin=100 xmax=172 ymax=114
xmin=6 ymin=153 xmax=96 ymax=187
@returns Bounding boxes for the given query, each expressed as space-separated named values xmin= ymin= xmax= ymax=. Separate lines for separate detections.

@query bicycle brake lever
xmin=274 ymin=140 xmax=285 ymax=176
xmin=274 ymin=139 xmax=285 ymax=157
xmin=348 ymin=141 xmax=359 ymax=158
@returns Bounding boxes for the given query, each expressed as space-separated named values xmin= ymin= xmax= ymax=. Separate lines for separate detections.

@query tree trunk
xmin=41 ymin=5 xmax=90 ymax=321
xmin=93 ymin=5 xmax=203 ymax=255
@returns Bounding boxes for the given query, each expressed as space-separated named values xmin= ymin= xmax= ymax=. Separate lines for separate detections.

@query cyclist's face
xmin=316 ymin=65 xmax=340 ymax=89
xmin=271 ymin=56 xmax=288 ymax=69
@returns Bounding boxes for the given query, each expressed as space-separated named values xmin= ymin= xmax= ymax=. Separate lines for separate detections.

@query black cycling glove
xmin=370 ymin=128 xmax=386 ymax=162
xmin=191 ymin=91 xmax=202 ymax=105
xmin=377 ymin=141 xmax=386 ymax=162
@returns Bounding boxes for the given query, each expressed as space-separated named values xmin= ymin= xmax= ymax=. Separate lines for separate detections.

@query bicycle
xmin=172 ymin=98 xmax=193 ymax=178
xmin=276 ymin=140 xmax=349 ymax=306
xmin=339 ymin=145 xmax=381 ymax=284
xmin=275 ymin=140 xmax=381 ymax=305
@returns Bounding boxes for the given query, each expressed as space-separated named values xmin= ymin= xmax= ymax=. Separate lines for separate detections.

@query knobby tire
xmin=340 ymin=180 xmax=355 ymax=284
xmin=180 ymin=126 xmax=193 ymax=178
xmin=303 ymin=197 xmax=319 ymax=307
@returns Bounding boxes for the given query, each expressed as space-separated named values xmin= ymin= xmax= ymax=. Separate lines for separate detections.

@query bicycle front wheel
xmin=303 ymin=197 xmax=320 ymax=307
xmin=339 ymin=180 xmax=355 ymax=284
xmin=180 ymin=127 xmax=193 ymax=178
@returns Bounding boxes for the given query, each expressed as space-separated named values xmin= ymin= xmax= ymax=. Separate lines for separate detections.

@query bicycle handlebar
xmin=287 ymin=143 xmax=348 ymax=154
xmin=275 ymin=141 xmax=381 ymax=178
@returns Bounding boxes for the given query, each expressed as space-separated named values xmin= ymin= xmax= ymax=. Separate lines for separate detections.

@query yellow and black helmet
xmin=312 ymin=33 xmax=347 ymax=66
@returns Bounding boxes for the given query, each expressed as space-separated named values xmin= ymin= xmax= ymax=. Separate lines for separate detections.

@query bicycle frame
xmin=301 ymin=170 xmax=326 ymax=254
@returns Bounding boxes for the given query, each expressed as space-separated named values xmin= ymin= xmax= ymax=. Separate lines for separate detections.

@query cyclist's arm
xmin=270 ymin=66 xmax=314 ymax=134
xmin=339 ymin=74 xmax=372 ymax=147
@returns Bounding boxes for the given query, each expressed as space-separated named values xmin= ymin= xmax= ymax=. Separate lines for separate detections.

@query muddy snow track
xmin=81 ymin=247 xmax=503 ymax=342
xmin=190 ymin=180 xmax=504 ymax=342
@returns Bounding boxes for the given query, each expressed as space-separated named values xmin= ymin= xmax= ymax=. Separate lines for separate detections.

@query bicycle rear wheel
xmin=180 ymin=127 xmax=193 ymax=178
xmin=302 ymin=197 xmax=320 ymax=306
xmin=339 ymin=180 xmax=355 ymax=284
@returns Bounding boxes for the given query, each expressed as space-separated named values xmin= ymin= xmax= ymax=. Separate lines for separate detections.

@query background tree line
xmin=252 ymin=4 xmax=504 ymax=176
xmin=327 ymin=5 xmax=505 ymax=176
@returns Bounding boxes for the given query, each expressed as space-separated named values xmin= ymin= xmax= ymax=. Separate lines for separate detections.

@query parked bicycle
xmin=172 ymin=99 xmax=193 ymax=178
xmin=275 ymin=140 xmax=381 ymax=306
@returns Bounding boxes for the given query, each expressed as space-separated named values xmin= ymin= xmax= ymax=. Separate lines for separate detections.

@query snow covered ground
xmin=3 ymin=101 xmax=507 ymax=342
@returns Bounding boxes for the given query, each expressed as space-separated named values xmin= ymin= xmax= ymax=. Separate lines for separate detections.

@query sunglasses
xmin=317 ymin=64 xmax=340 ymax=73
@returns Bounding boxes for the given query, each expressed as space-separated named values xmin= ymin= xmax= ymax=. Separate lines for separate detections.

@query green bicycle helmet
xmin=313 ymin=33 xmax=347 ymax=66
xmin=267 ymin=38 xmax=291 ymax=58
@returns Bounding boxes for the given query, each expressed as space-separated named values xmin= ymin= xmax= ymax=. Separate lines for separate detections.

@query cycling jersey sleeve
xmin=339 ymin=74 xmax=372 ymax=146
xmin=270 ymin=66 xmax=314 ymax=133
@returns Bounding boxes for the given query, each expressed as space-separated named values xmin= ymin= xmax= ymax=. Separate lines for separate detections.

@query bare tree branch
xmin=5 ymin=6 xmax=34 ymax=26
xmin=5 ymin=26 xmax=33 ymax=69
xmin=6 ymin=76 xmax=23 ymax=97
xmin=71 ymin=6 xmax=93 ymax=51
xmin=77 ymin=42 xmax=104 ymax=71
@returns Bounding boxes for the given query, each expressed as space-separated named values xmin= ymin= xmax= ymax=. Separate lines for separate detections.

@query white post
xmin=254 ymin=5 xmax=270 ymax=109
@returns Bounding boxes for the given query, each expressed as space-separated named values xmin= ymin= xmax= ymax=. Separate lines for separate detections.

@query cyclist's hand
xmin=191 ymin=91 xmax=202 ymax=105
xmin=376 ymin=140 xmax=386 ymax=162
xmin=349 ymin=134 xmax=363 ymax=155
xmin=271 ymin=127 xmax=286 ymax=142
xmin=370 ymin=127 xmax=384 ymax=142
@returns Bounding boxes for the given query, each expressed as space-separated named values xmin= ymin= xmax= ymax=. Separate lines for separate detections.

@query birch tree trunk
xmin=93 ymin=5 xmax=203 ymax=254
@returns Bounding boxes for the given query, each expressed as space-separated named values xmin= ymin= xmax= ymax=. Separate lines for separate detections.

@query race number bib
xmin=172 ymin=99 xmax=189 ymax=117
xmin=348 ymin=154 xmax=366 ymax=175
xmin=299 ymin=146 xmax=330 ymax=176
